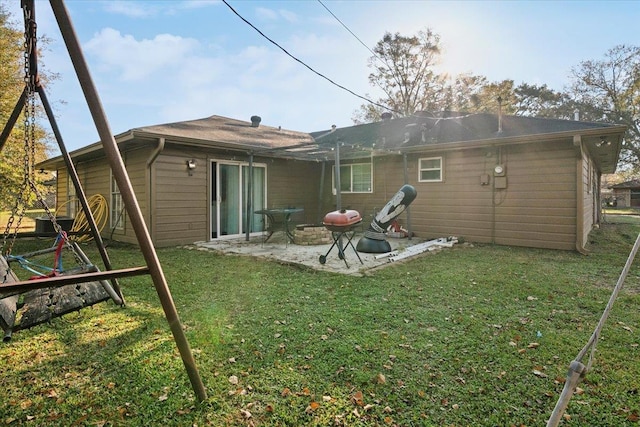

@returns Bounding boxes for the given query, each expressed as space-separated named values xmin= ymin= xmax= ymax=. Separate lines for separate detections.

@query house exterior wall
xmin=53 ymin=149 xmax=149 ymax=245
xmin=262 ymin=158 xmax=323 ymax=225
xmin=149 ymin=146 xmax=323 ymax=247
xmin=52 ymin=145 xmax=326 ymax=247
xmin=50 ymin=135 xmax=607 ymax=251
xmin=612 ymin=188 xmax=631 ymax=207
xmin=578 ymin=146 xmax=598 ymax=250
xmin=339 ymin=139 xmax=579 ymax=250
xmin=152 ymin=148 xmax=208 ymax=246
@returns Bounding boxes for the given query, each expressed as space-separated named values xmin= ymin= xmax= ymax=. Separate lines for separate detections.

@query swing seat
xmin=1 ymin=237 xmax=123 ymax=340
xmin=0 ymin=256 xmax=19 ymax=341
xmin=1 ymin=262 xmax=113 ymax=339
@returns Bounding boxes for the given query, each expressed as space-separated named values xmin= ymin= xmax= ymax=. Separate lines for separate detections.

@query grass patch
xmin=1 ymin=226 xmax=640 ymax=426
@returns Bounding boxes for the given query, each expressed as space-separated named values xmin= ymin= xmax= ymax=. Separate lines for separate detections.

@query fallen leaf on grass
xmin=305 ymin=401 xmax=320 ymax=413
xmin=228 ymin=375 xmax=239 ymax=385
xmin=351 ymin=390 xmax=364 ymax=406
xmin=376 ymin=373 xmax=386 ymax=384
xmin=528 ymin=342 xmax=540 ymax=349
xmin=533 ymin=369 xmax=548 ymax=378
xmin=298 ymin=387 xmax=311 ymax=396
xmin=240 ymin=409 xmax=252 ymax=419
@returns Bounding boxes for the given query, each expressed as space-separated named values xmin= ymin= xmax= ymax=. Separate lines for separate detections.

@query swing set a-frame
xmin=0 ymin=0 xmax=206 ymax=402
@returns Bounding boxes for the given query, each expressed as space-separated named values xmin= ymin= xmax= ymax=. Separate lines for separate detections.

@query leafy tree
xmin=0 ymin=2 xmax=52 ymax=212
xmin=566 ymin=44 xmax=640 ymax=169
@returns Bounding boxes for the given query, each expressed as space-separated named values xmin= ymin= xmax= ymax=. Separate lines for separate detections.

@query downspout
xmin=402 ymin=153 xmax=413 ymax=240
xmin=246 ymin=152 xmax=253 ymax=241
xmin=573 ymin=135 xmax=588 ymax=254
xmin=146 ymin=137 xmax=165 ymax=241
xmin=317 ymin=161 xmax=326 ymax=224
xmin=334 ymin=140 xmax=342 ymax=210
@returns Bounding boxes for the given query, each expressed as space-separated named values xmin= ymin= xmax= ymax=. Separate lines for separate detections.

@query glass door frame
xmin=210 ymin=159 xmax=267 ymax=241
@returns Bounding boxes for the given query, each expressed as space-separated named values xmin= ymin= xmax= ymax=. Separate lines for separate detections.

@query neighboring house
xmin=610 ymin=179 xmax=640 ymax=208
xmin=39 ymin=111 xmax=626 ymax=252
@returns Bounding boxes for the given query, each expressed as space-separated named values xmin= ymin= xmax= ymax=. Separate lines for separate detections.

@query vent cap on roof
xmin=250 ymin=115 xmax=261 ymax=127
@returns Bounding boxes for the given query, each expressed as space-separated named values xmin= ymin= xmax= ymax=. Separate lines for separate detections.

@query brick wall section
xmin=294 ymin=225 xmax=332 ymax=245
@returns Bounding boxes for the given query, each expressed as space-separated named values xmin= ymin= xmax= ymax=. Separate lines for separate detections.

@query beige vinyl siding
xmin=410 ymin=148 xmax=494 ymax=243
xmin=153 ymin=149 xmax=208 ymax=246
xmin=265 ymin=158 xmax=322 ymax=225
xmin=578 ymin=146 xmax=597 ymax=249
xmin=333 ymin=156 xmax=402 ymax=228
xmin=55 ymin=169 xmax=70 ymax=216
xmin=340 ymin=140 xmax=578 ymax=250
xmin=492 ymin=142 xmax=577 ymax=250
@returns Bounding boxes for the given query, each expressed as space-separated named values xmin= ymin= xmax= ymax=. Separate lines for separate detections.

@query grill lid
xmin=322 ymin=209 xmax=362 ymax=231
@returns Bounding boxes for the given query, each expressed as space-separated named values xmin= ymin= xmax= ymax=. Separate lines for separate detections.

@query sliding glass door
xmin=211 ymin=161 xmax=265 ymax=239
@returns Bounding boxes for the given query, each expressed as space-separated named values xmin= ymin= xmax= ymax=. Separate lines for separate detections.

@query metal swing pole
xmin=49 ymin=0 xmax=207 ymax=402
xmin=37 ymin=86 xmax=124 ymax=304
xmin=0 ymin=88 xmax=27 ymax=153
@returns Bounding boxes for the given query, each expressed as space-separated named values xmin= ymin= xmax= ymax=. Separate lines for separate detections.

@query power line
xmin=316 ymin=0 xmax=380 ymax=62
xmin=221 ymin=0 xmax=396 ymax=116
xmin=316 ymin=0 xmax=396 ymax=98
xmin=221 ymin=0 xmax=480 ymax=125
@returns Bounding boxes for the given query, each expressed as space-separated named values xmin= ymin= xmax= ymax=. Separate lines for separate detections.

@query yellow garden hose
xmin=56 ymin=194 xmax=109 ymax=243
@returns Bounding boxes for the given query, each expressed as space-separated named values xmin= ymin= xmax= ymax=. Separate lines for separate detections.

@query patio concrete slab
xmin=190 ymin=234 xmax=455 ymax=276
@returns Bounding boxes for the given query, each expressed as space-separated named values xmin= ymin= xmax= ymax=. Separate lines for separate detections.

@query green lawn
xmin=1 ymin=224 xmax=639 ymax=426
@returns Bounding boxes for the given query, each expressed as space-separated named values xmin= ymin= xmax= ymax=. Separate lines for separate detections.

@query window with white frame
xmin=110 ymin=172 xmax=124 ymax=230
xmin=333 ymin=162 xmax=372 ymax=193
xmin=418 ymin=157 xmax=443 ymax=182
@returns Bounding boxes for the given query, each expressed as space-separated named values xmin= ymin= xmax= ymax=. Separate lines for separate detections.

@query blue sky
xmin=5 ymin=0 xmax=640 ymax=154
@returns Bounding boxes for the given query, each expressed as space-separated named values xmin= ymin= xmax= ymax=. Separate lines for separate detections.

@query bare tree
xmin=353 ymin=29 xmax=449 ymax=123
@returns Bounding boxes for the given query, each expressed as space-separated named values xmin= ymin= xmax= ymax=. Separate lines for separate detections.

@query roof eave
xmin=398 ymin=125 xmax=627 ymax=154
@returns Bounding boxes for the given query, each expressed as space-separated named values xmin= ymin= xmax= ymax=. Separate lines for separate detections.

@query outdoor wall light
xmin=596 ymin=137 xmax=611 ymax=148
xmin=187 ymin=159 xmax=197 ymax=170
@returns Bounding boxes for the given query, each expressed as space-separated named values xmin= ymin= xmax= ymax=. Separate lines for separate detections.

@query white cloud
xmin=84 ymin=28 xmax=199 ymax=81
xmin=278 ymin=9 xmax=299 ymax=23
xmin=102 ymin=1 xmax=158 ymax=18
xmin=255 ymin=7 xmax=278 ymax=21
xmin=181 ymin=1 xmax=221 ymax=9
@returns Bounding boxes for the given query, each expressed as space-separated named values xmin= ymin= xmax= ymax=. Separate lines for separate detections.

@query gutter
xmin=398 ymin=125 xmax=627 ymax=155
